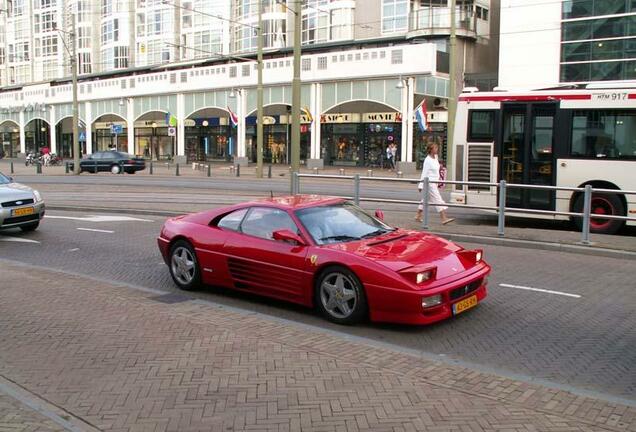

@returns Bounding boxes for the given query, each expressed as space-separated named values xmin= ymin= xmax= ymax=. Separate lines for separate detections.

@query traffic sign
xmin=168 ymin=126 xmax=176 ymax=137
xmin=78 ymin=131 xmax=86 ymax=142
xmin=111 ymin=124 xmax=123 ymax=135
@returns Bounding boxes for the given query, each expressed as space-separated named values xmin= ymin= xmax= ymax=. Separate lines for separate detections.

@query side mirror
xmin=272 ymin=229 xmax=305 ymax=246
xmin=374 ymin=210 xmax=385 ymax=221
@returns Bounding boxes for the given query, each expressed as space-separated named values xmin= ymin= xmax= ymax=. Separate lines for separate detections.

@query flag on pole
xmin=301 ymin=106 xmax=313 ymax=123
xmin=415 ymin=103 xmax=429 ymax=132
xmin=227 ymin=106 xmax=239 ymax=127
xmin=166 ymin=113 xmax=178 ymax=127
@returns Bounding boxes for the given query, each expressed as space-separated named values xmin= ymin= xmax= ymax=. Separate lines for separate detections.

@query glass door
xmin=500 ymin=103 xmax=556 ymax=210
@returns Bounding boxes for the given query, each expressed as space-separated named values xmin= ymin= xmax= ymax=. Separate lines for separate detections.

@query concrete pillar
xmin=176 ymin=93 xmax=186 ymax=163
xmin=397 ymin=78 xmax=417 ymax=173
xmin=49 ymin=105 xmax=57 ymax=154
xmin=234 ymin=89 xmax=248 ymax=165
xmin=406 ymin=77 xmax=415 ymax=163
xmin=19 ymin=110 xmax=26 ymax=156
xmin=126 ymin=98 xmax=135 ymax=155
xmin=85 ymin=102 xmax=93 ymax=154
xmin=307 ymin=82 xmax=323 ymax=169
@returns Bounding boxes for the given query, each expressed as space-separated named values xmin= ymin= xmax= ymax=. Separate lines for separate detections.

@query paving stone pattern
xmin=0 ymin=394 xmax=63 ymax=432
xmin=1 ymin=262 xmax=634 ymax=432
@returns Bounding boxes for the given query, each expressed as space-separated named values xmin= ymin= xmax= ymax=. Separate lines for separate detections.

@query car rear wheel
xmin=315 ymin=266 xmax=367 ymax=325
xmin=169 ymin=240 xmax=201 ymax=291
xmin=20 ymin=222 xmax=39 ymax=232
xmin=110 ymin=164 xmax=121 ymax=174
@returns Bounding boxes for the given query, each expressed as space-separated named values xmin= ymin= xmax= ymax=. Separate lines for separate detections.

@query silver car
xmin=0 ymin=171 xmax=45 ymax=232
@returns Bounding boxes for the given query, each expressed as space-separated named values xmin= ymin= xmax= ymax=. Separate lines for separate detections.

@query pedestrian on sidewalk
xmin=386 ymin=144 xmax=394 ymax=170
xmin=415 ymin=142 xmax=454 ymax=225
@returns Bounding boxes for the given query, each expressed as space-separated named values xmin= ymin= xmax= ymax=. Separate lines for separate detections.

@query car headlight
xmin=33 ymin=190 xmax=43 ymax=202
xmin=416 ymin=270 xmax=433 ymax=284
xmin=422 ymin=294 xmax=442 ymax=309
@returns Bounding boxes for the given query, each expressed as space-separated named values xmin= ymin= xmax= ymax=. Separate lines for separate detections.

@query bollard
xmin=36 ymin=162 xmax=42 ymax=174
xmin=236 ymin=164 xmax=240 ymax=177
xmin=10 ymin=161 xmax=14 ymax=174
xmin=65 ymin=162 xmax=69 ymax=174
xmin=291 ymin=172 xmax=299 ymax=195
xmin=207 ymin=164 xmax=211 ymax=177
xmin=313 ymin=167 xmax=318 ymax=175
xmin=581 ymin=185 xmax=592 ymax=245
xmin=119 ymin=161 xmax=124 ymax=174
xmin=422 ymin=177 xmax=430 ymax=230
xmin=367 ymin=169 xmax=373 ymax=177
xmin=354 ymin=174 xmax=360 ymax=206
xmin=268 ymin=164 xmax=272 ymax=178
xmin=497 ymin=180 xmax=506 ymax=237
xmin=397 ymin=171 xmax=403 ymax=178
xmin=175 ymin=163 xmax=180 ymax=176
xmin=149 ymin=161 xmax=153 ymax=175
xmin=339 ymin=168 xmax=345 ymax=176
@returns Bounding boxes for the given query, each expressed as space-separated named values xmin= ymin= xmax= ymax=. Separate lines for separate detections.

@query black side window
xmin=468 ymin=110 xmax=495 ymax=141
xmin=216 ymin=208 xmax=248 ymax=231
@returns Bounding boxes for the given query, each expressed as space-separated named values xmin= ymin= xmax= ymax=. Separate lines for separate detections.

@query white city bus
xmin=451 ymin=85 xmax=635 ymax=234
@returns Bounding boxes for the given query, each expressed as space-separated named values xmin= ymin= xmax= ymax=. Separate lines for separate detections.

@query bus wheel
xmin=573 ymin=193 xmax=625 ymax=235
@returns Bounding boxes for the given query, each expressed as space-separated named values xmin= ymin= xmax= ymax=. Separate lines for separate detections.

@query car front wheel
xmin=315 ymin=266 xmax=367 ymax=325
xmin=169 ymin=240 xmax=201 ymax=291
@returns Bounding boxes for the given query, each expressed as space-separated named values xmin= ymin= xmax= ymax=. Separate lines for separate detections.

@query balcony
xmin=408 ymin=7 xmax=477 ymax=39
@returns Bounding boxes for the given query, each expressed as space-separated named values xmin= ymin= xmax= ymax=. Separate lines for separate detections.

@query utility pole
xmin=290 ymin=0 xmax=301 ymax=189
xmin=446 ymin=0 xmax=457 ymax=179
xmin=71 ymin=15 xmax=80 ymax=175
xmin=256 ymin=1 xmax=264 ymax=178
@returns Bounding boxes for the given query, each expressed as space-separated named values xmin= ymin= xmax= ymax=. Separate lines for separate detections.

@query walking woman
xmin=415 ymin=142 xmax=455 ymax=224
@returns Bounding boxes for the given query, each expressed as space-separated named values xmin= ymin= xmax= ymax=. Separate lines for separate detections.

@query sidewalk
xmin=1 ymin=260 xmax=634 ymax=432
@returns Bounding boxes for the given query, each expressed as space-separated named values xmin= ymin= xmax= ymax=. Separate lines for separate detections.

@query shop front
xmin=56 ymin=118 xmax=87 ymax=158
xmin=321 ymin=112 xmax=402 ymax=167
xmin=24 ymin=119 xmax=50 ymax=155
xmin=135 ymin=120 xmax=175 ymax=160
xmin=92 ymin=121 xmax=128 ymax=154
xmin=413 ymin=120 xmax=447 ymax=168
xmin=184 ymin=118 xmax=235 ymax=163
xmin=0 ymin=123 xmax=19 ymax=158
xmin=246 ymin=115 xmax=311 ymax=164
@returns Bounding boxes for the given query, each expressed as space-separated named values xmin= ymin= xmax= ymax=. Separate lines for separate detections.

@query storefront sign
xmin=320 ymin=113 xmax=357 ymax=124
xmin=263 ymin=116 xmax=276 ymax=125
xmin=94 ymin=121 xmax=126 ymax=130
xmin=167 ymin=127 xmax=176 ymax=137
xmin=362 ymin=112 xmax=402 ymax=123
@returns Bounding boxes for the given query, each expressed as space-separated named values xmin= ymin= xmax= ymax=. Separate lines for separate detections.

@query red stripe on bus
xmin=458 ymin=94 xmax=592 ymax=102
xmin=628 ymin=94 xmax=636 ymax=99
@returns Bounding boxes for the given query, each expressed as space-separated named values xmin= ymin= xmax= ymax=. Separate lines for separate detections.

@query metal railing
xmin=292 ymin=172 xmax=636 ymax=245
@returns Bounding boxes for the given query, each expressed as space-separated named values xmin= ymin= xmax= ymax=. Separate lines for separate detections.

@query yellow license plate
xmin=452 ymin=295 xmax=478 ymax=315
xmin=12 ymin=207 xmax=35 ymax=217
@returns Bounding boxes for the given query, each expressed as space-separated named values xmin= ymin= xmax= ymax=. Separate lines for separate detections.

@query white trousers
xmin=418 ymin=183 xmax=448 ymax=213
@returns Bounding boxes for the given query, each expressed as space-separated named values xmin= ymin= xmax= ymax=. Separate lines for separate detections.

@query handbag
xmin=439 ymin=165 xmax=447 ymax=189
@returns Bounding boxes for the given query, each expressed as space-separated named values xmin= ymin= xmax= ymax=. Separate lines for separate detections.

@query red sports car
xmin=157 ymin=195 xmax=490 ymax=325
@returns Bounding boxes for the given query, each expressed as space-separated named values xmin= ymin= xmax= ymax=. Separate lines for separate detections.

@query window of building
xmin=382 ymin=0 xmax=408 ymax=33
xmin=41 ymin=36 xmax=57 ymax=56
xmin=42 ymin=59 xmax=57 ymax=80
xmin=102 ymin=0 xmax=112 ymax=16
xmin=10 ymin=0 xmax=25 ymax=16
xmin=78 ymin=27 xmax=91 ymax=49
xmin=563 ymin=0 xmax=636 ymax=19
xmin=136 ymin=13 xmax=145 ymax=37
xmin=101 ymin=19 xmax=119 ymax=44
xmin=79 ymin=52 xmax=92 ymax=74
xmin=39 ymin=0 xmax=57 ymax=8
xmin=570 ymin=110 xmax=636 ymax=159
xmin=114 ymin=46 xmax=129 ymax=68
xmin=41 ymin=12 xmax=56 ymax=32
xmin=562 ymin=15 xmax=636 ymax=42
xmin=468 ymin=110 xmax=495 ymax=141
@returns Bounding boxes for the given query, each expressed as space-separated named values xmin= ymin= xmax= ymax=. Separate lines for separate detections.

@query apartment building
xmin=0 ymin=0 xmax=498 ymax=170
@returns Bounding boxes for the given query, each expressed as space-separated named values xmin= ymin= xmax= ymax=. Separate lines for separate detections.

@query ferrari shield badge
xmin=310 ymin=255 xmax=318 ymax=266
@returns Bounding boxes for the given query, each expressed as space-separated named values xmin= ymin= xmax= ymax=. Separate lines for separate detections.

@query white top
xmin=420 ymin=155 xmax=440 ymax=182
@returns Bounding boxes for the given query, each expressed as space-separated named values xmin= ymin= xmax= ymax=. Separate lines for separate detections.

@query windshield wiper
xmin=361 ymin=228 xmax=395 ymax=239
xmin=320 ymin=235 xmax=361 ymax=242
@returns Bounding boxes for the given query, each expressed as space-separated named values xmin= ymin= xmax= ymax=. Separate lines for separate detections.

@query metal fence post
xmin=149 ymin=161 xmax=153 ymax=175
xmin=498 ymin=180 xmax=506 ymax=237
xmin=175 ymin=163 xmax=180 ymax=176
xmin=236 ymin=164 xmax=240 ymax=177
xmin=10 ymin=161 xmax=14 ymax=174
xmin=36 ymin=162 xmax=42 ymax=174
xmin=354 ymin=174 xmax=360 ymax=205
xmin=422 ymin=177 xmax=430 ymax=230
xmin=207 ymin=164 xmax=211 ymax=177
xmin=65 ymin=162 xmax=69 ymax=174
xmin=581 ymin=184 xmax=592 ymax=245
xmin=119 ymin=161 xmax=124 ymax=174
xmin=291 ymin=172 xmax=298 ymax=195
xmin=268 ymin=164 xmax=272 ymax=178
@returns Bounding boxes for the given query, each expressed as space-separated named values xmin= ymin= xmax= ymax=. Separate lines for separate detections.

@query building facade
xmin=499 ymin=0 xmax=636 ymax=89
xmin=0 ymin=0 xmax=498 ymax=169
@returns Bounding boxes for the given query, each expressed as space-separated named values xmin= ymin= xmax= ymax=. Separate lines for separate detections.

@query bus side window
xmin=468 ymin=110 xmax=495 ymax=142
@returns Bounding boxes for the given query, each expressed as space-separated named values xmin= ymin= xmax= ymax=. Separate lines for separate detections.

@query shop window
xmin=468 ymin=110 xmax=495 ymax=141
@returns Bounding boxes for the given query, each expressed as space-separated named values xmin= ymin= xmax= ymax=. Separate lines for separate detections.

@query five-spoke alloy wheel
xmin=316 ymin=266 xmax=367 ymax=325
xmin=169 ymin=240 xmax=201 ymax=291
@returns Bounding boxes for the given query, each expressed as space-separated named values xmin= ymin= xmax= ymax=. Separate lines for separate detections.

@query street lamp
xmin=119 ymin=98 xmax=125 ymax=106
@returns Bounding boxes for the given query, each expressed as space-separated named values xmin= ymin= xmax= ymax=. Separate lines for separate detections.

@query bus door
xmin=500 ymin=103 xmax=557 ymax=210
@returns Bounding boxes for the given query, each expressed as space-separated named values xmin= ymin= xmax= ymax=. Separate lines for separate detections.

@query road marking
xmin=499 ymin=283 xmax=582 ymax=299
xmin=68 ymin=248 xmax=80 ymax=252
xmin=0 ymin=236 xmax=40 ymax=244
xmin=47 ymin=215 xmax=154 ymax=223
xmin=76 ymin=228 xmax=114 ymax=234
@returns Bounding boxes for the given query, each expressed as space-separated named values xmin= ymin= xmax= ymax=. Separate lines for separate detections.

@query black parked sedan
xmin=71 ymin=151 xmax=146 ymax=174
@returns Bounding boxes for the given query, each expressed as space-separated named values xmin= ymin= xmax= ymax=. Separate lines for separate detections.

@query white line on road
xmin=68 ymin=248 xmax=80 ymax=252
xmin=76 ymin=228 xmax=114 ymax=234
xmin=0 ymin=236 xmax=40 ymax=243
xmin=47 ymin=215 xmax=154 ymax=223
xmin=499 ymin=283 xmax=582 ymax=299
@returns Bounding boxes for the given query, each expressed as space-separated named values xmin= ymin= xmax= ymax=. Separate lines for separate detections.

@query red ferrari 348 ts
xmin=158 ymin=195 xmax=490 ymax=325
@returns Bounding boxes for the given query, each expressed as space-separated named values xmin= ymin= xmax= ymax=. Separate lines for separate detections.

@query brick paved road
xmin=1 ymin=210 xmax=635 ymax=403
xmin=1 ymin=261 xmax=635 ymax=432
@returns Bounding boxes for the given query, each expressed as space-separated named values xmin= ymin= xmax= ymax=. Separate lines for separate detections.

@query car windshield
xmin=0 ymin=172 xmax=10 ymax=184
xmin=296 ymin=202 xmax=394 ymax=245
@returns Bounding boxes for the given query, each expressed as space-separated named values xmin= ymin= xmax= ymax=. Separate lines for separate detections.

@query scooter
xmin=25 ymin=152 xmax=39 ymax=166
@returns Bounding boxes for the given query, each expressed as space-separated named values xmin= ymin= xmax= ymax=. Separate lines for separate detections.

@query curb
xmin=431 ymin=231 xmax=636 ymax=261
xmin=46 ymin=205 xmax=636 ymax=260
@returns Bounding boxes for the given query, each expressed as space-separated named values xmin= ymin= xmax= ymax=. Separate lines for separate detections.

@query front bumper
xmin=366 ymin=265 xmax=490 ymax=325
xmin=0 ymin=202 xmax=45 ymax=229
